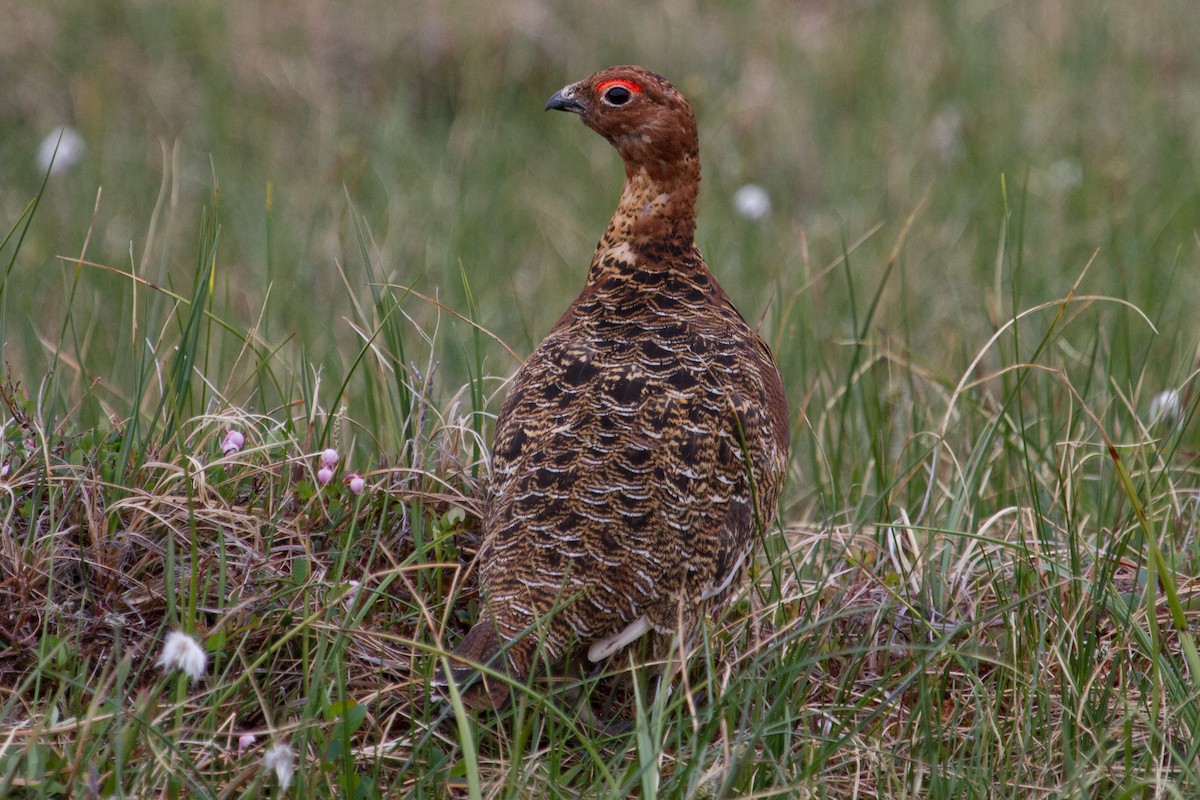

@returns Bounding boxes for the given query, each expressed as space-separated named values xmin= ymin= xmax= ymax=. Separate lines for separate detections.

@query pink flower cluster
xmin=218 ymin=432 xmax=367 ymax=495
xmin=316 ymin=448 xmax=365 ymax=494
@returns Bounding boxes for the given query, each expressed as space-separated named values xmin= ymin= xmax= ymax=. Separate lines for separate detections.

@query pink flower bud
xmin=237 ymin=733 xmax=257 ymax=756
xmin=321 ymin=448 xmax=339 ymax=469
xmin=221 ymin=430 xmax=245 ymax=456
xmin=317 ymin=466 xmax=334 ymax=485
xmin=347 ymin=473 xmax=365 ymax=494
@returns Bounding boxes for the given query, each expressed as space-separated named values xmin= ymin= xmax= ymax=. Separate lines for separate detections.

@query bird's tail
xmin=435 ymin=620 xmax=514 ymax=709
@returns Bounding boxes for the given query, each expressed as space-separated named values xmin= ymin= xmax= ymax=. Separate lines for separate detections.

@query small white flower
xmin=929 ymin=105 xmax=964 ymax=164
xmin=156 ymin=630 xmax=207 ymax=683
xmin=732 ymin=183 xmax=771 ymax=220
xmin=237 ymin=733 xmax=258 ymax=756
xmin=347 ymin=473 xmax=365 ymax=494
xmin=317 ymin=466 xmax=334 ymax=485
xmin=37 ymin=125 xmax=85 ymax=174
xmin=1149 ymin=389 xmax=1183 ymax=427
xmin=320 ymin=448 xmax=339 ymax=469
xmin=0 ymin=463 xmax=8 ymax=479
xmin=262 ymin=742 xmax=296 ymax=791
xmin=1047 ymin=157 xmax=1083 ymax=190
xmin=221 ymin=430 xmax=245 ymax=456
xmin=342 ymin=579 xmax=362 ymax=610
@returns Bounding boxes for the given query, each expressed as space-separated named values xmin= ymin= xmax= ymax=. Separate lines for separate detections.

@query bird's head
xmin=546 ymin=66 xmax=699 ymax=181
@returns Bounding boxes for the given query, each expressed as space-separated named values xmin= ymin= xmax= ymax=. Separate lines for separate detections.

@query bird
xmin=445 ymin=66 xmax=790 ymax=708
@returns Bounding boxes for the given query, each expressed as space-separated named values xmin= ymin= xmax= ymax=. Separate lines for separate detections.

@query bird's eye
xmin=603 ymin=85 xmax=632 ymax=106
xmin=596 ymin=78 xmax=642 ymax=107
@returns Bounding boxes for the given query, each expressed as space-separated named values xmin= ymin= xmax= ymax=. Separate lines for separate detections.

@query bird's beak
xmin=546 ymin=84 xmax=586 ymax=114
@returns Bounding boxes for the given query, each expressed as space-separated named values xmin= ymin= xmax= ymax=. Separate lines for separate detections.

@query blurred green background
xmin=2 ymin=0 xmax=1198 ymax=434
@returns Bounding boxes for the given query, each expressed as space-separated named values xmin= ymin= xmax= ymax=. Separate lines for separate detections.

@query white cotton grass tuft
xmin=156 ymin=630 xmax=207 ymax=683
xmin=237 ymin=733 xmax=258 ymax=757
xmin=732 ymin=183 xmax=771 ymax=220
xmin=37 ymin=125 xmax=85 ymax=174
xmin=262 ymin=742 xmax=297 ymax=791
xmin=1149 ymin=389 xmax=1183 ymax=428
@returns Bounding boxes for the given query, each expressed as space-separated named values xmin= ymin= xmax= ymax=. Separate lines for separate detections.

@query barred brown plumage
xmin=446 ymin=66 xmax=789 ymax=708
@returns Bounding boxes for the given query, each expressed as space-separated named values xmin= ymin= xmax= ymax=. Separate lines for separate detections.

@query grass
xmin=2 ymin=0 xmax=1200 ymax=796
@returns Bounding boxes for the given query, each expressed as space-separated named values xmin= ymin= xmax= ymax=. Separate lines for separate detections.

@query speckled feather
xmin=451 ymin=67 xmax=789 ymax=706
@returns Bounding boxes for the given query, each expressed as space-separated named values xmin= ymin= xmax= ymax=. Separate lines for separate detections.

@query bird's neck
xmin=586 ymin=159 xmax=701 ymax=284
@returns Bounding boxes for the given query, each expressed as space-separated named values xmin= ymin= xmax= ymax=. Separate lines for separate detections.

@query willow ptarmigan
xmin=448 ymin=66 xmax=789 ymax=707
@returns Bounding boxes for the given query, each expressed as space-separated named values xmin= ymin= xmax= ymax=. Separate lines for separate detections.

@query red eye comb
xmin=596 ymin=79 xmax=643 ymax=95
